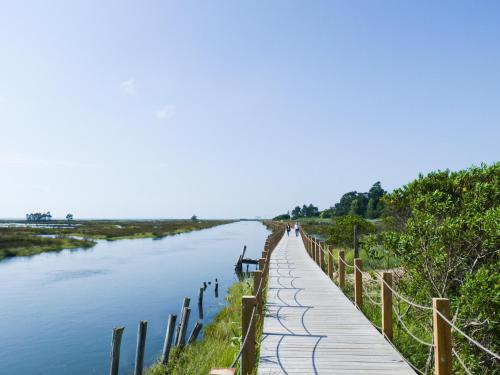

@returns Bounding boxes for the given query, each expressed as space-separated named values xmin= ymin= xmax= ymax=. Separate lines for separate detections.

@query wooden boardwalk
xmin=258 ymin=233 xmax=415 ymax=374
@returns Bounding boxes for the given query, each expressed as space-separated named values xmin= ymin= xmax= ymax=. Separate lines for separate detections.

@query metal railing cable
xmin=434 ymin=309 xmax=500 ymax=360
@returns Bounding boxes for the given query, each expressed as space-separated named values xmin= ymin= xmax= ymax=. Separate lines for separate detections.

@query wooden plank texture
xmin=258 ymin=233 xmax=415 ymax=374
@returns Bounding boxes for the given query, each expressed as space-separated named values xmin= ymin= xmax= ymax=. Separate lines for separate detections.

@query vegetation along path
xmin=258 ymin=233 xmax=414 ymax=374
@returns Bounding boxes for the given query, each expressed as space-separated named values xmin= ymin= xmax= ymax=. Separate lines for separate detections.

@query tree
xmin=381 ymin=163 xmax=499 ymax=371
xmin=273 ymin=213 xmax=290 ymax=221
xmin=190 ymin=215 xmax=198 ymax=222
xmin=291 ymin=206 xmax=302 ymax=219
xmin=327 ymin=215 xmax=376 ymax=248
xmin=66 ymin=213 xmax=74 ymax=222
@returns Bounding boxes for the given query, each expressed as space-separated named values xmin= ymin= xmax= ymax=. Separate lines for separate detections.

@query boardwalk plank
xmin=258 ymin=233 xmax=415 ymax=374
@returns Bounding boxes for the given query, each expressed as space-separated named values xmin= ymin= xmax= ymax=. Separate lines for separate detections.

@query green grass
xmin=146 ymin=279 xmax=253 ymax=375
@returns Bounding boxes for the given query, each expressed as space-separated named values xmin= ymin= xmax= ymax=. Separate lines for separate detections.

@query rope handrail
xmin=435 ymin=309 xmax=500 ymax=360
xmin=338 ymin=255 xmax=354 ymax=269
xmin=361 ymin=282 xmax=382 ymax=306
xmin=229 ymin=227 xmax=282 ymax=368
xmin=392 ymin=305 xmax=434 ymax=347
xmin=379 ymin=275 xmax=433 ymax=311
xmin=453 ymin=348 xmax=473 ymax=375
xmin=230 ymin=304 xmax=257 ymax=368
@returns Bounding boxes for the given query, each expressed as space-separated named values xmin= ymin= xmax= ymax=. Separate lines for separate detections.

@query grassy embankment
xmin=0 ymin=219 xmax=234 ymax=261
xmin=146 ymin=279 xmax=253 ymax=375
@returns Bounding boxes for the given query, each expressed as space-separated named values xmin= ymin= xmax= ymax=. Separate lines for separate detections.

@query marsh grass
xmin=0 ymin=219 xmax=233 ymax=260
xmin=146 ymin=279 xmax=253 ymax=375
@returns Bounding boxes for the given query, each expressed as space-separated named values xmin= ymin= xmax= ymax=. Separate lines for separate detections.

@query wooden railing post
xmin=338 ymin=250 xmax=345 ymax=289
xmin=381 ymin=272 xmax=393 ymax=341
xmin=319 ymin=241 xmax=324 ymax=270
xmin=109 ymin=327 xmax=124 ymax=375
xmin=327 ymin=245 xmax=333 ymax=280
xmin=241 ymin=296 xmax=257 ymax=375
xmin=353 ymin=224 xmax=360 ymax=259
xmin=258 ymin=258 xmax=265 ymax=271
xmin=433 ymin=298 xmax=452 ymax=375
xmin=354 ymin=258 xmax=363 ymax=309
xmin=253 ymin=270 xmax=263 ymax=314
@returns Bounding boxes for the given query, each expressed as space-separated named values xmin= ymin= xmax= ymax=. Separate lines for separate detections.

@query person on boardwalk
xmin=294 ymin=222 xmax=300 ymax=237
xmin=286 ymin=223 xmax=291 ymax=236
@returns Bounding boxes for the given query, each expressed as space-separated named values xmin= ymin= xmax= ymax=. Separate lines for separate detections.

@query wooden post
xmin=327 ymin=245 xmax=333 ymax=280
xmin=188 ymin=322 xmax=203 ymax=344
xmin=253 ymin=270 xmax=263 ymax=314
xmin=381 ymin=272 xmax=393 ymax=341
xmin=109 ymin=327 xmax=124 ymax=375
xmin=313 ymin=238 xmax=317 ymax=264
xmin=353 ymin=224 xmax=360 ymax=259
xmin=339 ymin=250 xmax=345 ymax=289
xmin=178 ymin=307 xmax=191 ymax=348
xmin=198 ymin=287 xmax=204 ymax=306
xmin=241 ymin=296 xmax=256 ymax=375
xmin=161 ymin=314 xmax=177 ymax=365
xmin=354 ymin=258 xmax=363 ymax=309
xmin=175 ymin=297 xmax=190 ymax=345
xmin=319 ymin=241 xmax=324 ymax=271
xmin=259 ymin=258 xmax=265 ymax=271
xmin=134 ymin=321 xmax=147 ymax=375
xmin=433 ymin=298 xmax=452 ymax=375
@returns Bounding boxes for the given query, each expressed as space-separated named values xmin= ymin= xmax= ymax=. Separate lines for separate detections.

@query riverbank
xmin=0 ymin=219 xmax=235 ymax=260
xmin=146 ymin=279 xmax=252 ymax=375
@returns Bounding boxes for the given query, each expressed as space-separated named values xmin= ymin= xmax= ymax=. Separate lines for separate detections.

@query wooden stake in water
xmin=134 ymin=321 xmax=147 ymax=375
xmin=187 ymin=321 xmax=203 ymax=344
xmin=178 ymin=307 xmax=191 ymax=348
xmin=109 ymin=327 xmax=124 ymax=375
xmin=175 ymin=298 xmax=190 ymax=345
xmin=161 ymin=314 xmax=177 ymax=365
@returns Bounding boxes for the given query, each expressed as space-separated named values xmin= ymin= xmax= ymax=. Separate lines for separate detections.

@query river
xmin=0 ymin=221 xmax=269 ymax=374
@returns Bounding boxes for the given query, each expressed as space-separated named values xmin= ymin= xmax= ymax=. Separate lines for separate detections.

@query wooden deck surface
xmin=258 ymin=233 xmax=415 ymax=374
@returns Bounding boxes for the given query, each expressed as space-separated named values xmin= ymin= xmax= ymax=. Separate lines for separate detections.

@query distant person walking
xmin=286 ymin=223 xmax=291 ymax=236
xmin=294 ymin=223 xmax=300 ymax=237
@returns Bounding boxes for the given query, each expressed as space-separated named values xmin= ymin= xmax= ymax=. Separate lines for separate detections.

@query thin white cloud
xmin=154 ymin=105 xmax=175 ymax=121
xmin=121 ymin=78 xmax=136 ymax=95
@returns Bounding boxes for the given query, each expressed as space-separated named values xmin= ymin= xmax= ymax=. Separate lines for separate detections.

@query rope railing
xmin=435 ymin=309 xmax=500 ymax=360
xmin=297 ymin=226 xmax=500 ymax=375
xmin=230 ymin=304 xmax=257 ymax=368
xmin=392 ymin=305 xmax=434 ymax=347
xmin=453 ymin=348 xmax=473 ymax=375
xmin=213 ymin=222 xmax=284 ymax=375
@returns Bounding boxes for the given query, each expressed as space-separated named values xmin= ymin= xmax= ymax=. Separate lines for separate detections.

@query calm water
xmin=0 ymin=221 xmax=269 ymax=374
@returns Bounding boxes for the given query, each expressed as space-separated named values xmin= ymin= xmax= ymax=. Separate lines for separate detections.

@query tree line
xmin=25 ymin=212 xmax=74 ymax=222
xmin=273 ymin=181 xmax=386 ymax=220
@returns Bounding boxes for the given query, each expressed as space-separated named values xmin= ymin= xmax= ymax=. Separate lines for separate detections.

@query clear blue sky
xmin=1 ymin=1 xmax=499 ymax=219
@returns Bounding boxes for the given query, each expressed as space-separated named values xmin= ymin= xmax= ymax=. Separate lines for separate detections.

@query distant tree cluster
xmin=26 ymin=211 xmax=52 ymax=222
xmin=272 ymin=182 xmax=386 ymax=221
xmin=273 ymin=204 xmax=319 ymax=220
xmin=328 ymin=182 xmax=386 ymax=219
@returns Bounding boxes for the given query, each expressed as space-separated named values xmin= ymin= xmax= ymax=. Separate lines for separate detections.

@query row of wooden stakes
xmin=109 ymin=279 xmax=219 ymax=375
